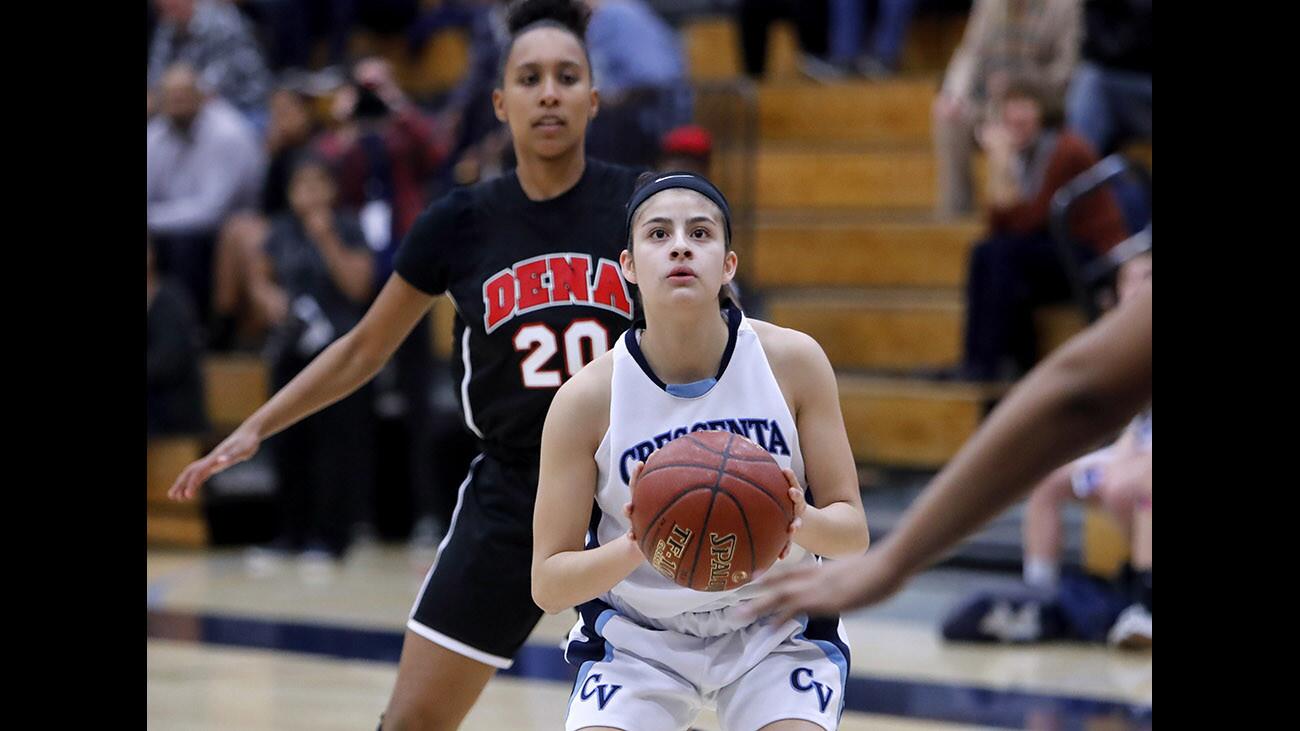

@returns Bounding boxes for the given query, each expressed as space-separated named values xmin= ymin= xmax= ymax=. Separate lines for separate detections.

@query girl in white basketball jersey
xmin=533 ymin=172 xmax=870 ymax=731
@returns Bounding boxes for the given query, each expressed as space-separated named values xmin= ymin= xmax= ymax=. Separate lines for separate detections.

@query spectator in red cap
xmin=658 ymin=125 xmax=713 ymax=176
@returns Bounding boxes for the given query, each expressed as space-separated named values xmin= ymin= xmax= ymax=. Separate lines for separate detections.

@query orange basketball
xmin=630 ymin=430 xmax=794 ymax=591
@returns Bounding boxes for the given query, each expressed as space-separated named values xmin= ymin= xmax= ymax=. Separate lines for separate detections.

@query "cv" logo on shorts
xmin=790 ymin=667 xmax=834 ymax=713
xmin=580 ymin=673 xmax=623 ymax=710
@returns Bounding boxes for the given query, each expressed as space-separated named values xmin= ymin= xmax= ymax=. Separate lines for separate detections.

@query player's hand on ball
xmin=778 ymin=469 xmax=805 ymax=560
xmin=167 ymin=427 xmax=260 ymax=501
xmin=746 ymin=548 xmax=909 ymax=624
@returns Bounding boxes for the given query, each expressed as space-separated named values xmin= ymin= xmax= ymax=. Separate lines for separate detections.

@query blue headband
xmin=625 ymin=172 xmax=732 ymax=247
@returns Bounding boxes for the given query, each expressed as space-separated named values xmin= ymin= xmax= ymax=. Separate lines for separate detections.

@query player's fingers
xmin=782 ymin=468 xmax=799 ymax=490
xmin=168 ymin=463 xmax=197 ymax=501
xmin=184 ymin=451 xmax=231 ymax=500
xmin=741 ymin=589 xmax=786 ymax=620
xmin=775 ymin=600 xmax=808 ymax=626
xmin=175 ymin=473 xmax=197 ymax=501
xmin=185 ymin=458 xmax=216 ymax=500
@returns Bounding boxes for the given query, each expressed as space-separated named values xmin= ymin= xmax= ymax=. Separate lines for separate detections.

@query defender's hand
xmin=167 ymin=427 xmax=260 ymax=501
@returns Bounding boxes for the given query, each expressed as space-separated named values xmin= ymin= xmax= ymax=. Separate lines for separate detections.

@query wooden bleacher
xmin=683 ymin=13 xmax=968 ymax=82
xmin=755 ymin=146 xmax=987 ymax=210
xmin=839 ymin=376 xmax=1003 ymax=468
xmin=354 ymin=12 xmax=1095 ymax=472
xmin=203 ymin=355 xmax=269 ymax=430
xmin=148 ymin=354 xmax=271 ymax=549
xmin=758 ymin=80 xmax=936 ymax=146
xmin=171 ymin=12 xmax=1126 ymax=564
xmin=147 ymin=437 xmax=207 ymax=548
xmin=764 ymin=290 xmax=963 ymax=371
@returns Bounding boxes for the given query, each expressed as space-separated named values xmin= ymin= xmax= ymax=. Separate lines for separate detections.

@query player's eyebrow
xmin=641 ymin=216 xmax=720 ymax=228
xmin=513 ymin=59 xmax=583 ymax=72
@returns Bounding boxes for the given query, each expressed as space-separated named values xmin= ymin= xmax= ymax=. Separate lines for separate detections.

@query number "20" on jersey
xmin=513 ymin=319 xmax=610 ymax=389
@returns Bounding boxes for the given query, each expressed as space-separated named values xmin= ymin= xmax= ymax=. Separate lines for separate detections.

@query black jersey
xmin=394 ymin=159 xmax=642 ymax=464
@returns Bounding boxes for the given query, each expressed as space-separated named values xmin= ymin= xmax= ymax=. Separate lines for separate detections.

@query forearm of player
xmin=244 ymin=276 xmax=434 ymax=440
xmin=243 ymin=331 xmax=387 ymax=440
xmin=876 ymin=285 xmax=1152 ymax=578
xmin=795 ymin=501 xmax=870 ymax=559
xmin=532 ymin=536 xmax=644 ymax=614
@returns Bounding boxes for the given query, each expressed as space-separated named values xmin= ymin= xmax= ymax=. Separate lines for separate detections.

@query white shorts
xmin=563 ymin=598 xmax=850 ymax=731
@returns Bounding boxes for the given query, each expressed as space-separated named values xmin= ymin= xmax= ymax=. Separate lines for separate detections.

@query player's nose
xmin=539 ymin=76 xmax=560 ymax=105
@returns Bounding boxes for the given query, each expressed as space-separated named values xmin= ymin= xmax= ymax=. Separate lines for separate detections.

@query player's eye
xmin=519 ymin=73 xmax=538 ymax=85
xmin=649 ymin=228 xmax=668 ymax=239
xmin=691 ymin=228 xmax=710 ymax=239
xmin=561 ymin=72 xmax=579 ymax=84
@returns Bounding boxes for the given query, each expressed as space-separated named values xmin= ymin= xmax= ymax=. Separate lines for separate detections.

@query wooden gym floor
xmin=147 ymin=546 xmax=1151 ymax=730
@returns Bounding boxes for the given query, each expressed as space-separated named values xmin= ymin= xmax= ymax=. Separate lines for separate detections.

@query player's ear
xmin=620 ymin=248 xmax=637 ymax=285
xmin=722 ymin=250 xmax=738 ymax=285
xmin=589 ymin=87 xmax=600 ymax=120
xmin=492 ymin=88 xmax=506 ymax=123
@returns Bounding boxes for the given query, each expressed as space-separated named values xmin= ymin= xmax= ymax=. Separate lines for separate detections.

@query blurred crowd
xmin=148 ymin=0 xmax=1150 ymax=642
xmin=146 ymin=0 xmax=708 ymax=564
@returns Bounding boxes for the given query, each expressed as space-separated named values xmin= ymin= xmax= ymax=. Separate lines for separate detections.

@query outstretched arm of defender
xmin=167 ymin=274 xmax=436 ymax=501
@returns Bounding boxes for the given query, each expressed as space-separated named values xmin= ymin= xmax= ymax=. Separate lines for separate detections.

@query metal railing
xmin=690 ymin=78 xmax=760 ymax=267
xmin=1049 ymin=153 xmax=1152 ymax=322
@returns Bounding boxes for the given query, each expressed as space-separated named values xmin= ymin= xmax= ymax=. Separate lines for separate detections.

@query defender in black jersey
xmin=167 ymin=2 xmax=646 ymax=728
xmin=396 ymin=156 xmax=639 ymax=667
xmin=395 ymin=158 xmax=639 ymax=464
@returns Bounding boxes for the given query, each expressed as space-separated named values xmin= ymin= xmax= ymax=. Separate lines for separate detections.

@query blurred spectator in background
xmin=827 ymin=0 xmax=919 ymax=78
xmin=1066 ymin=0 xmax=1152 ymax=156
xmin=147 ymin=0 xmax=273 ymax=128
xmin=957 ymin=78 xmax=1126 ymax=382
xmin=250 ymin=154 xmax=376 ymax=564
xmin=584 ymin=0 xmax=692 ymax=168
xmin=412 ymin=0 xmax=513 ymax=187
xmin=738 ymin=0 xmax=841 ymax=82
xmin=1021 ymin=250 xmax=1151 ymax=647
xmin=234 ymin=0 xmax=354 ymax=71
xmin=147 ymin=63 xmax=266 ymax=330
xmin=235 ymin=0 xmax=421 ymax=71
xmin=659 ymin=124 xmax=713 ymax=175
xmin=211 ymin=82 xmax=324 ymax=351
xmin=317 ymin=57 xmax=451 ymax=272
xmin=315 ymin=57 xmax=464 ymax=548
xmin=933 ymin=0 xmax=1081 ymax=217
xmin=148 ymin=236 xmax=209 ymax=438
xmin=417 ymin=1 xmax=510 ymax=138
xmin=587 ymin=0 xmax=691 ymax=118
xmin=260 ymin=85 xmax=324 ymax=218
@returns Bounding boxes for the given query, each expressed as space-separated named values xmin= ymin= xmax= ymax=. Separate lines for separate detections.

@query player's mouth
xmin=667 ymin=266 xmax=696 ymax=283
xmin=533 ymin=115 xmax=567 ymax=130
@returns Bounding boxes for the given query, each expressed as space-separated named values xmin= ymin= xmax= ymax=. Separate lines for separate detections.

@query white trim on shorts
xmin=459 ymin=323 xmax=485 ymax=439
xmin=406 ymin=618 xmax=513 ymax=669
xmin=405 ymin=454 xmax=513 ymax=669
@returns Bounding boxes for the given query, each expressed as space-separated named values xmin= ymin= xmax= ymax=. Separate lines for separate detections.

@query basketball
xmin=631 ymin=431 xmax=794 ymax=591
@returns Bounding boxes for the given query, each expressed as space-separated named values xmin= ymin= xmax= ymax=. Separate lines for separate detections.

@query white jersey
xmin=592 ymin=307 xmax=815 ymax=625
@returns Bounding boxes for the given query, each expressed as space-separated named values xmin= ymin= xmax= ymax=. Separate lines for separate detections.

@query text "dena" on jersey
xmin=482 ymin=254 xmax=633 ymax=333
